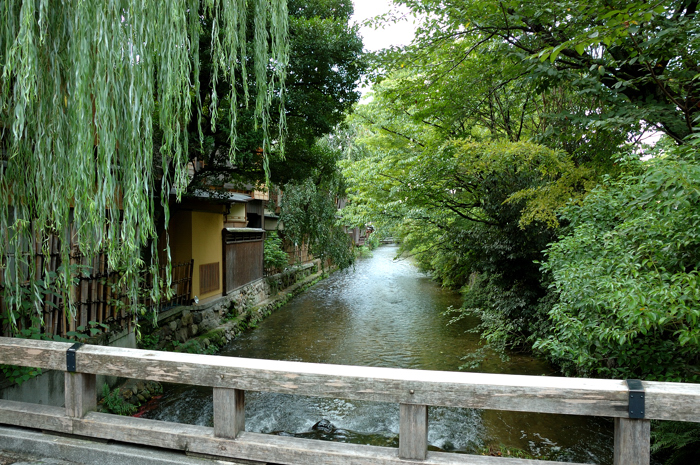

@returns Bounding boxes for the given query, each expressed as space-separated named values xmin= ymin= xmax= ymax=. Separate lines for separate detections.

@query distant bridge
xmin=1 ymin=337 xmax=699 ymax=465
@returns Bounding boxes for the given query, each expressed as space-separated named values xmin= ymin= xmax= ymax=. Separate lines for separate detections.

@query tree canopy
xmin=538 ymin=154 xmax=700 ymax=383
xmin=341 ymin=2 xmax=700 ymax=460
xmin=387 ymin=0 xmax=700 ymax=144
xmin=185 ymin=0 xmax=364 ymax=190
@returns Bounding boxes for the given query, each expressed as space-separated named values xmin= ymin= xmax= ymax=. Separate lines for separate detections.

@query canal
xmin=142 ymin=245 xmax=613 ymax=463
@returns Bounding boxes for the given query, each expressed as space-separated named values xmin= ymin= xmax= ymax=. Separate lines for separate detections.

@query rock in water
xmin=312 ymin=419 xmax=335 ymax=433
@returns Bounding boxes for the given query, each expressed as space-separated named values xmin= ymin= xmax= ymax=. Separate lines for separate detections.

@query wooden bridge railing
xmin=1 ymin=337 xmax=699 ymax=465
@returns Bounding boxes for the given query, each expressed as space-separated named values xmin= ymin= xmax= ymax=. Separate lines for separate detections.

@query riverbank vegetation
xmin=339 ymin=1 xmax=700 ymax=462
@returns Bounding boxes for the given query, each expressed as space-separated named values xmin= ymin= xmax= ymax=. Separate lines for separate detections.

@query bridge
xmin=1 ymin=337 xmax=699 ymax=465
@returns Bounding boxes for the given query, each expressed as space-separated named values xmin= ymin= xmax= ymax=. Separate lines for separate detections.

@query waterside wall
xmin=144 ymin=260 xmax=323 ymax=354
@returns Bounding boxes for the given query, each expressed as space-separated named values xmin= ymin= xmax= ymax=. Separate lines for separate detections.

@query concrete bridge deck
xmin=0 ymin=426 xmax=270 ymax=465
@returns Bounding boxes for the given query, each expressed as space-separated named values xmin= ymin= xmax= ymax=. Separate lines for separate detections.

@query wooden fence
xmin=0 ymin=337 xmax=699 ymax=465
xmin=0 ymin=252 xmax=193 ymax=338
xmin=223 ymin=229 xmax=264 ymax=294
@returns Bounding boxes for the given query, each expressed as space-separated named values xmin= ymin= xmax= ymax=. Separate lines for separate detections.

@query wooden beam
xmin=1 ymin=338 xmax=699 ymax=421
xmin=0 ymin=400 xmax=72 ymax=433
xmin=1 ymin=400 xmax=525 ymax=465
xmin=214 ymin=388 xmax=245 ymax=439
xmin=72 ymin=347 xmax=635 ymax=417
xmin=643 ymin=380 xmax=700 ymax=422
xmin=614 ymin=418 xmax=650 ymax=465
xmin=65 ymin=372 xmax=96 ymax=419
xmin=70 ymin=411 xmax=572 ymax=465
xmin=0 ymin=338 xmax=72 ymax=370
xmin=399 ymin=403 xmax=428 ymax=460
xmin=5 ymin=341 xmax=627 ymax=417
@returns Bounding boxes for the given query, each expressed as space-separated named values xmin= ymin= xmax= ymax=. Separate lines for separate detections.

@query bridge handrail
xmin=1 ymin=337 xmax=699 ymax=465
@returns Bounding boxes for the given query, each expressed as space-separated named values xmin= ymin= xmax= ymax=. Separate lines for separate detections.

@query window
xmin=199 ymin=262 xmax=219 ymax=294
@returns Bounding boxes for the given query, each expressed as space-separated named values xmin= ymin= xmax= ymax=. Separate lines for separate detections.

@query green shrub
xmin=100 ymin=383 xmax=136 ymax=416
xmin=652 ymin=421 xmax=700 ymax=465
xmin=264 ymin=231 xmax=289 ymax=272
xmin=538 ymin=155 xmax=700 ymax=383
xmin=366 ymin=233 xmax=380 ymax=250
xmin=139 ymin=332 xmax=160 ymax=350
xmin=355 ymin=245 xmax=372 ymax=258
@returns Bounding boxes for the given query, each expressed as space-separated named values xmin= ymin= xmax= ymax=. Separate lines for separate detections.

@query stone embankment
xmin=100 ymin=261 xmax=330 ymax=414
xmin=142 ymin=261 xmax=325 ymax=353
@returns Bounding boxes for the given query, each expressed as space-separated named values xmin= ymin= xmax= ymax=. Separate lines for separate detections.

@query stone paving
xmin=0 ymin=451 xmax=80 ymax=465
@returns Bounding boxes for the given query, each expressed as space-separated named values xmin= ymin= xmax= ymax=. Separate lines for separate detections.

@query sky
xmin=351 ymin=0 xmax=417 ymax=52
xmin=350 ymin=0 xmax=417 ymax=96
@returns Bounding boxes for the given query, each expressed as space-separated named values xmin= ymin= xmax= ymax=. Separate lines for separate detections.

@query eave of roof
xmin=171 ymin=188 xmax=252 ymax=203
xmin=224 ymin=227 xmax=266 ymax=233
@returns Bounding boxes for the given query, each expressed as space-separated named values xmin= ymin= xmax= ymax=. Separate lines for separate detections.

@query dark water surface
xmin=143 ymin=245 xmax=613 ymax=463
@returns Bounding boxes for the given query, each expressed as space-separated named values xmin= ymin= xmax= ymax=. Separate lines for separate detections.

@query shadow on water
xmin=142 ymin=245 xmax=613 ymax=463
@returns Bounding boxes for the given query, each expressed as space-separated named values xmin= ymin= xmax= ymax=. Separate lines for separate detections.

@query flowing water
xmin=142 ymin=245 xmax=613 ymax=463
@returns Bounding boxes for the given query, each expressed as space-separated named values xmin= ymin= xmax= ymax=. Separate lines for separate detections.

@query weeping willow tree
xmin=0 ymin=0 xmax=288 ymax=334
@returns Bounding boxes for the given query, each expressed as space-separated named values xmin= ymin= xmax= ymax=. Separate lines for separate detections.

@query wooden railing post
xmin=614 ymin=418 xmax=650 ymax=465
xmin=213 ymin=387 xmax=245 ymax=439
xmin=399 ymin=403 xmax=428 ymax=460
xmin=64 ymin=372 xmax=96 ymax=418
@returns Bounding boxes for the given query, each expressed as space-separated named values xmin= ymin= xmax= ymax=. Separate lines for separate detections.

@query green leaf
xmin=550 ymin=43 xmax=567 ymax=62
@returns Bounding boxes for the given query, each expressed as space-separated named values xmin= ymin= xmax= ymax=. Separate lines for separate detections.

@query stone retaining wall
xmin=0 ymin=261 xmax=327 ymax=414
xmin=140 ymin=261 xmax=324 ymax=353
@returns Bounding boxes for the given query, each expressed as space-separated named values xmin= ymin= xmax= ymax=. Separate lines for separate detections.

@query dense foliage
xmin=186 ymin=0 xmax=364 ymax=190
xmin=263 ymin=231 xmax=289 ymax=273
xmin=388 ymin=0 xmax=700 ymax=143
xmin=280 ymin=175 xmax=354 ymax=271
xmin=341 ymin=1 xmax=700 ymax=461
xmin=538 ymin=155 xmax=700 ymax=383
xmin=270 ymin=0 xmax=363 ymax=272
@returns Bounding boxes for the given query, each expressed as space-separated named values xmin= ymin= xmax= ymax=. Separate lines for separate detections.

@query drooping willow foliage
xmin=0 ymin=0 xmax=288 ymax=333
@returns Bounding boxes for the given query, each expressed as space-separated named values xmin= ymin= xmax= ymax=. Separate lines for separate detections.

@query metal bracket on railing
xmin=626 ymin=379 xmax=645 ymax=419
xmin=66 ymin=342 xmax=84 ymax=373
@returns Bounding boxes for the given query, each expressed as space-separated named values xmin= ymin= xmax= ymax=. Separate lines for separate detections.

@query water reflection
xmin=143 ymin=246 xmax=613 ymax=463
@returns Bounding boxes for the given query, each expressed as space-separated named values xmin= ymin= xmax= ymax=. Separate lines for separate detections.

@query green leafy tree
xmin=538 ymin=154 xmax=700 ymax=383
xmin=263 ymin=231 xmax=289 ymax=272
xmin=186 ymin=0 xmax=365 ymax=190
xmin=390 ymin=0 xmax=700 ymax=144
xmin=365 ymin=11 xmax=633 ymax=176
xmin=280 ymin=175 xmax=354 ymax=271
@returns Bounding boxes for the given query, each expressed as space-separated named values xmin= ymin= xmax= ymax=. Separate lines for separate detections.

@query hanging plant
xmin=0 ymin=0 xmax=288 ymax=333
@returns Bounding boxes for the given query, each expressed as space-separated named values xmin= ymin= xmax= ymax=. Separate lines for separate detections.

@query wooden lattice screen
xmin=223 ymin=229 xmax=264 ymax=294
xmin=0 ymin=231 xmax=194 ymax=338
xmin=199 ymin=262 xmax=220 ymax=295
